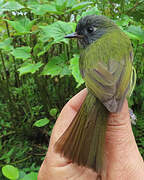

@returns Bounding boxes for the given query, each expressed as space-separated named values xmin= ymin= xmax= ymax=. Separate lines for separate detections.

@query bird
xmin=54 ymin=15 xmax=136 ymax=174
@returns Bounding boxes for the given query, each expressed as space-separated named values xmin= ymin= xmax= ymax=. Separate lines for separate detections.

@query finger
xmin=105 ymin=100 xmax=144 ymax=179
xmin=108 ymin=99 xmax=130 ymax=126
xmin=106 ymin=100 xmax=134 ymax=148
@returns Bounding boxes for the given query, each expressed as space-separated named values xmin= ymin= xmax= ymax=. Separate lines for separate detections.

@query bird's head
xmin=65 ymin=15 xmax=118 ymax=48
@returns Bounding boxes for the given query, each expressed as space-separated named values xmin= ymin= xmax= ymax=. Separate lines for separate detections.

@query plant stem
xmin=12 ymin=55 xmax=20 ymax=87
xmin=0 ymin=131 xmax=15 ymax=139
xmin=66 ymin=44 xmax=70 ymax=60
xmin=5 ymin=21 xmax=10 ymax=37
xmin=0 ymin=51 xmax=11 ymax=102
xmin=5 ymin=19 xmax=20 ymax=87
xmin=11 ymin=155 xmax=32 ymax=165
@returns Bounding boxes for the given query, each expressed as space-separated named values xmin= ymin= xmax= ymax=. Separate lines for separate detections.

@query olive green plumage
xmin=80 ymin=28 xmax=133 ymax=112
xmin=55 ymin=15 xmax=135 ymax=173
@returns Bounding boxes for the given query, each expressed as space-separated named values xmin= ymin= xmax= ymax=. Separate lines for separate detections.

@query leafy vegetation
xmin=0 ymin=0 xmax=144 ymax=179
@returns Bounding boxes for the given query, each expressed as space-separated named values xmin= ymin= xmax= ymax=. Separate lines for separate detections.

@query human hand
xmin=38 ymin=89 xmax=144 ymax=180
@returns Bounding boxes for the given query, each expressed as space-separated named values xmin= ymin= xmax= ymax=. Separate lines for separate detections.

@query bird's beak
xmin=64 ymin=32 xmax=83 ymax=39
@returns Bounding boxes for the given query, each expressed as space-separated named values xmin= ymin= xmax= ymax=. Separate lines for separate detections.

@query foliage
xmin=2 ymin=165 xmax=19 ymax=180
xmin=133 ymin=113 xmax=144 ymax=156
xmin=0 ymin=0 xmax=144 ymax=178
xmin=33 ymin=118 xmax=50 ymax=128
xmin=2 ymin=164 xmax=38 ymax=180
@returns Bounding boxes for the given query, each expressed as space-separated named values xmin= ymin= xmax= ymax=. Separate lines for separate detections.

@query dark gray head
xmin=65 ymin=15 xmax=118 ymax=48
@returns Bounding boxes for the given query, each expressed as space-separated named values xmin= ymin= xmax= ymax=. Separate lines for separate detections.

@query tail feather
xmin=54 ymin=92 xmax=109 ymax=172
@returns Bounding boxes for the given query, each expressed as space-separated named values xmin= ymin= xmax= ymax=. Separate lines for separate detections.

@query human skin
xmin=38 ymin=89 xmax=144 ymax=180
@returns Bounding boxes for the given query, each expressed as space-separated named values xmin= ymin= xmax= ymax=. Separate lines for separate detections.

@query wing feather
xmin=84 ymin=57 xmax=132 ymax=112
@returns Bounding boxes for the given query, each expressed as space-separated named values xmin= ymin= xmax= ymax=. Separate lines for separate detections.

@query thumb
xmin=105 ymin=100 xmax=144 ymax=179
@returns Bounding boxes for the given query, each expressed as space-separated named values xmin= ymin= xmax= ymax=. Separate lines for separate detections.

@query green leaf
xmin=41 ymin=55 xmax=71 ymax=77
xmin=71 ymin=1 xmax=93 ymax=11
xmin=6 ymin=17 xmax=34 ymax=35
xmin=70 ymin=54 xmax=84 ymax=87
xmin=66 ymin=0 xmax=77 ymax=7
xmin=0 ymin=0 xmax=4 ymax=13
xmin=0 ymin=0 xmax=4 ymax=6
xmin=0 ymin=38 xmax=13 ymax=51
xmin=76 ymin=7 xmax=100 ymax=21
xmin=2 ymin=165 xmax=19 ymax=180
xmin=38 ymin=21 xmax=76 ymax=56
xmin=11 ymin=46 xmax=31 ymax=60
xmin=55 ymin=0 xmax=67 ymax=11
xmin=1 ymin=1 xmax=24 ymax=11
xmin=33 ymin=118 xmax=50 ymax=127
xmin=19 ymin=171 xmax=26 ymax=179
xmin=50 ymin=108 xmax=58 ymax=117
xmin=0 ymin=148 xmax=15 ymax=161
xmin=39 ymin=21 xmax=73 ymax=43
xmin=21 ymin=172 xmax=37 ymax=180
xmin=37 ymin=41 xmax=55 ymax=57
xmin=28 ymin=4 xmax=62 ymax=15
xmin=18 ymin=62 xmax=43 ymax=76
xmin=38 ymin=43 xmax=53 ymax=57
xmin=124 ymin=31 xmax=140 ymax=41
xmin=126 ymin=25 xmax=144 ymax=42
xmin=82 ymin=7 xmax=100 ymax=16
xmin=115 ymin=15 xmax=132 ymax=27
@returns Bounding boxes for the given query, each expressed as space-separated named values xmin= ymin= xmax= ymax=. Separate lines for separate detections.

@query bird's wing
xmin=84 ymin=57 xmax=132 ymax=112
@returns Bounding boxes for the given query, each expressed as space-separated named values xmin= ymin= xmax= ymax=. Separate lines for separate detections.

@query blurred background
xmin=0 ymin=0 xmax=144 ymax=179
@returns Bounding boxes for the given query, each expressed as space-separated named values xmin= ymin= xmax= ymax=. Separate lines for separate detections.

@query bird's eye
xmin=87 ymin=27 xmax=94 ymax=33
